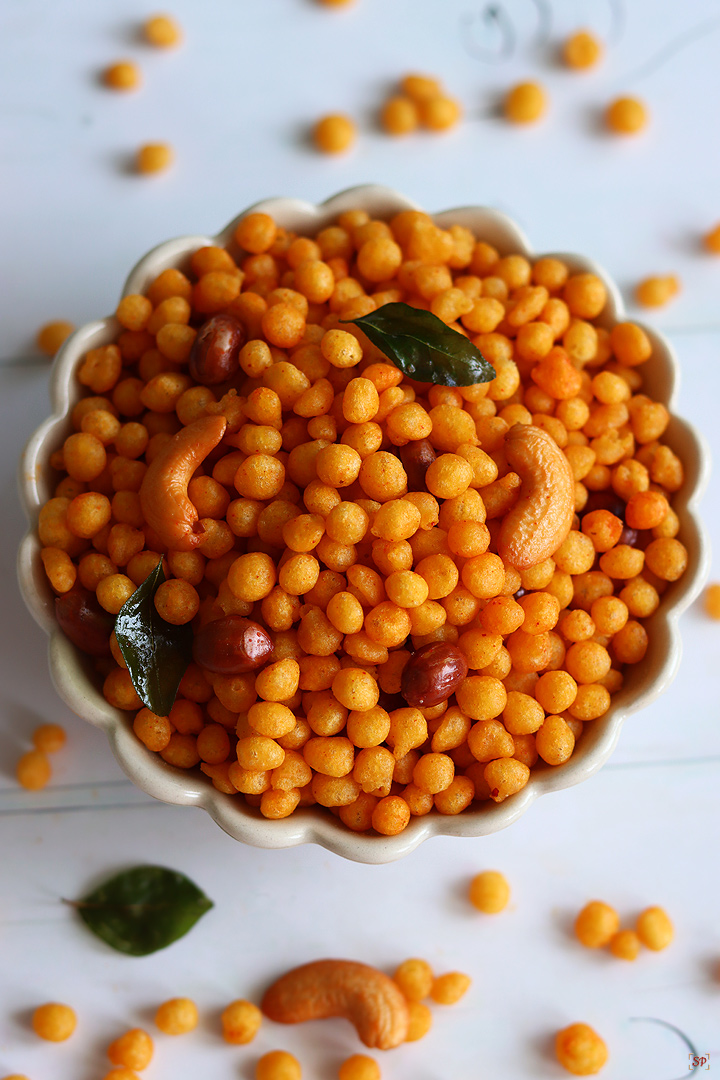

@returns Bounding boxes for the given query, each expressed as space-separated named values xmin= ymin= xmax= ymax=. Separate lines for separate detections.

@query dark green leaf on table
xmin=342 ymin=301 xmax=496 ymax=386
xmin=115 ymin=562 xmax=193 ymax=717
xmin=73 ymin=865 xmax=213 ymax=956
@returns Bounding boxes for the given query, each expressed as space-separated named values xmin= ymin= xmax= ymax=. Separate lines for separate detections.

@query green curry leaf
xmin=73 ymin=865 xmax=213 ymax=956
xmin=115 ymin=562 xmax=193 ymax=717
xmin=342 ymin=301 xmax=495 ymax=386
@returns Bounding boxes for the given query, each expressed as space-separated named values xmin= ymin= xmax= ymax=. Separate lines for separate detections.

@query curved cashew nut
xmin=261 ymin=959 xmax=410 ymax=1050
xmin=497 ymin=424 xmax=574 ymax=570
xmin=139 ymin=415 xmax=227 ymax=551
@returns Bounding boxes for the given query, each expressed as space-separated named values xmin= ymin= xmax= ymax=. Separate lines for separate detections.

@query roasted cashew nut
xmin=497 ymin=423 xmax=574 ymax=570
xmin=139 ymin=414 xmax=227 ymax=551
xmin=261 ymin=959 xmax=410 ymax=1050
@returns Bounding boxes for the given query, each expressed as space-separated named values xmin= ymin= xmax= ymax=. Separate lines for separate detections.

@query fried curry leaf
xmin=73 ymin=865 xmax=213 ymax=956
xmin=115 ymin=562 xmax=193 ymax=717
xmin=342 ymin=301 xmax=495 ymax=386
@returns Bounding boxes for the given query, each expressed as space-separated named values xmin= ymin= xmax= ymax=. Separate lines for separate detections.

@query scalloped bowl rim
xmin=17 ymin=184 xmax=711 ymax=864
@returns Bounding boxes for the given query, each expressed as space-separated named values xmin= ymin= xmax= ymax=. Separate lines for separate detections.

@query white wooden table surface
xmin=1 ymin=1 xmax=719 ymax=1077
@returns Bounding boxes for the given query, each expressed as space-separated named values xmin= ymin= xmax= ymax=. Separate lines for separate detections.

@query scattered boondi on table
xmin=504 ymin=81 xmax=547 ymax=124
xmin=313 ymin=115 xmax=356 ymax=153
xmin=37 ymin=320 xmax=75 ymax=357
xmin=104 ymin=61 xmax=142 ymax=91
xmin=635 ymin=275 xmax=679 ymax=307
xmin=32 ymin=1003 xmax=77 ymax=1042
xmin=556 ymin=1022 xmax=608 ymax=1075
xmin=563 ymin=31 xmax=603 ymax=70
xmin=605 ymin=96 xmax=648 ymax=135
xmin=143 ymin=14 xmax=183 ymax=47
xmin=136 ymin=143 xmax=174 ymax=174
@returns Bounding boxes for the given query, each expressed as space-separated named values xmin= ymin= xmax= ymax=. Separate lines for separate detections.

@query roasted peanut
xmin=498 ymin=424 xmax=574 ymax=569
xmin=261 ymin=959 xmax=409 ymax=1050
xmin=55 ymin=589 xmax=114 ymax=656
xmin=399 ymin=438 xmax=437 ymax=492
xmin=139 ymin=415 xmax=227 ymax=550
xmin=400 ymin=642 xmax=468 ymax=707
xmin=192 ymin=616 xmax=274 ymax=674
xmin=188 ymin=314 xmax=245 ymax=385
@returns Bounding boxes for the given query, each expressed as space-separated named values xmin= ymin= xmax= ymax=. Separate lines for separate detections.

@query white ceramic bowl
xmin=18 ymin=185 xmax=711 ymax=864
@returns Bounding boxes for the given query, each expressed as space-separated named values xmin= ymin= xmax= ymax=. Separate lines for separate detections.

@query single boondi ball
xmin=636 ymin=905 xmax=674 ymax=950
xmin=143 ymin=14 xmax=183 ymax=47
xmin=381 ymin=95 xmax=419 ymax=135
xmin=504 ymin=81 xmax=547 ymax=123
xmin=16 ymin=749 xmax=51 ymax=791
xmin=104 ymin=61 xmax=141 ymax=91
xmin=32 ymin=1002 xmax=77 ymax=1042
xmin=609 ymin=929 xmax=641 ymax=961
xmin=338 ymin=1054 xmax=380 ymax=1080
xmin=32 ymin=723 xmax=66 ymax=754
xmin=430 ymin=971 xmax=471 ymax=1004
xmin=155 ymin=997 xmax=198 ymax=1034
xmin=405 ymin=1000 xmax=433 ymax=1042
xmin=221 ymin=999 xmax=262 ymax=1044
xmin=107 ymin=1028 xmax=153 ymax=1070
xmin=555 ymin=1022 xmax=608 ymax=1075
xmin=605 ymin=96 xmax=647 ymax=134
xmin=256 ymin=1049 xmax=302 ymax=1080
xmin=704 ymin=224 xmax=720 ymax=253
xmin=136 ymin=143 xmax=174 ymax=174
xmin=393 ymin=957 xmax=433 ymax=1001
xmin=563 ymin=30 xmax=603 ymax=69
xmin=635 ymin=275 xmax=679 ymax=307
xmin=313 ymin=114 xmax=356 ymax=153
xmin=705 ymin=583 xmax=720 ymax=619
xmin=37 ymin=320 xmax=75 ymax=356
xmin=574 ymin=900 xmax=619 ymax=948
xmin=469 ymin=870 xmax=510 ymax=913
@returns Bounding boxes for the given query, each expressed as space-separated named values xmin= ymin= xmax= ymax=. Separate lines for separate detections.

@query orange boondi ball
xmin=32 ymin=1002 xmax=77 ymax=1042
xmin=143 ymin=14 xmax=183 ymax=47
xmin=609 ymin=929 xmax=641 ymax=961
xmin=635 ymin=275 xmax=679 ymax=307
xmin=555 ymin=1022 xmax=608 ymax=1075
xmin=419 ymin=95 xmax=462 ymax=131
xmin=155 ymin=997 xmax=198 ymax=1034
xmin=33 ymin=723 xmax=67 ymax=754
xmin=107 ymin=1028 xmax=153 ymax=1071
xmin=16 ymin=750 xmax=51 ymax=791
xmin=313 ymin=114 xmax=356 ymax=153
xmin=381 ymin=96 xmax=419 ymax=135
xmin=705 ymin=583 xmax=720 ymax=619
xmin=136 ymin=143 xmax=174 ymax=174
xmin=37 ymin=320 xmax=74 ymax=356
xmin=401 ymin=73 xmax=443 ymax=101
xmin=504 ymin=82 xmax=547 ymax=123
xmin=256 ymin=1050 xmax=301 ymax=1080
xmin=704 ymin=224 xmax=720 ymax=253
xmin=563 ymin=30 xmax=603 ymax=69
xmin=636 ymin=905 xmax=674 ymax=950
xmin=605 ymin=96 xmax=647 ymax=134
xmin=104 ymin=61 xmax=141 ymax=91
xmin=339 ymin=1054 xmax=381 ymax=1080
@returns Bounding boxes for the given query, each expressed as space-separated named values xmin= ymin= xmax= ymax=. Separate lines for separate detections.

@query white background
xmin=2 ymin=0 xmax=720 ymax=1077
